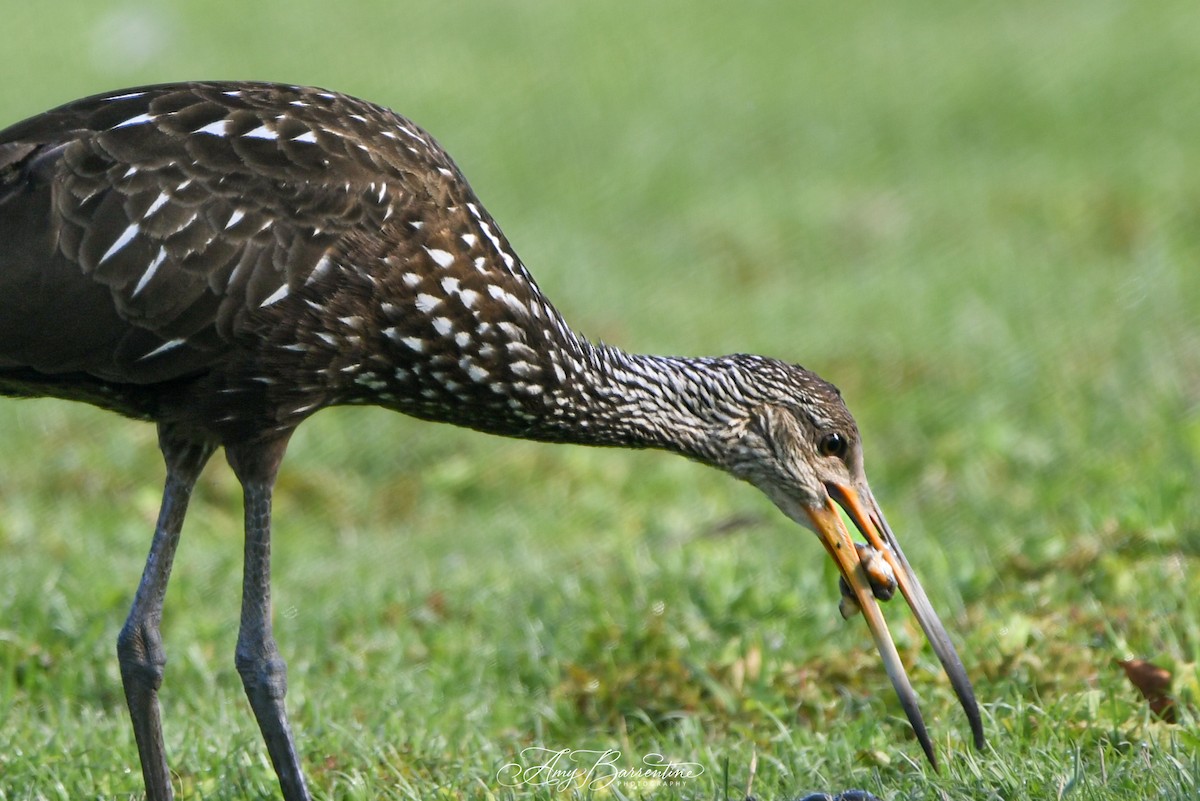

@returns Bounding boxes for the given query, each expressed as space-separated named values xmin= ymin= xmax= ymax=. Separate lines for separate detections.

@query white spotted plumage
xmin=195 ymin=119 xmax=230 ymax=137
xmin=99 ymin=222 xmax=140 ymax=265
xmin=243 ymin=123 xmax=277 ymax=140
xmin=260 ymin=284 xmax=290 ymax=307
xmin=131 ymin=247 xmax=168 ymax=297
xmin=424 ymin=247 xmax=455 ymax=268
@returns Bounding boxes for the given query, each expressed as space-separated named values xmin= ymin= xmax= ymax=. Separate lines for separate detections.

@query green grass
xmin=2 ymin=1 xmax=1199 ymax=799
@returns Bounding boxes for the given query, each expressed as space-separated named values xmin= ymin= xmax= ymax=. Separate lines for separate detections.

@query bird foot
xmin=837 ymin=543 xmax=896 ymax=619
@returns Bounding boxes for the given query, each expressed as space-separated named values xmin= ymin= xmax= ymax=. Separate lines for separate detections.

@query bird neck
xmin=360 ymin=308 xmax=738 ymax=464
xmin=494 ymin=336 xmax=740 ymax=465
xmin=324 ymin=239 xmax=745 ymax=463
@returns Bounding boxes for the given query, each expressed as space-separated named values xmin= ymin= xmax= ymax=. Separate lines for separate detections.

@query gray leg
xmin=226 ymin=435 xmax=311 ymax=801
xmin=117 ymin=424 xmax=215 ymax=801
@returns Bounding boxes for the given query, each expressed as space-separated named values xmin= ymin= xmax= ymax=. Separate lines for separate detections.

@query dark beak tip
xmin=972 ymin=719 xmax=987 ymax=750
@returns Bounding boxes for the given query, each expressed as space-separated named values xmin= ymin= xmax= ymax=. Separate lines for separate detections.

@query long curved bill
xmin=805 ymin=483 xmax=985 ymax=770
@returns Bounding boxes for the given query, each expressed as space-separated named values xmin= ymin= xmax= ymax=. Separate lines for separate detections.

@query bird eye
xmin=818 ymin=431 xmax=848 ymax=458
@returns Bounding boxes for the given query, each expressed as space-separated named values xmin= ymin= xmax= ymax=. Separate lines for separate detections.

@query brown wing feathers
xmin=0 ymin=83 xmax=413 ymax=383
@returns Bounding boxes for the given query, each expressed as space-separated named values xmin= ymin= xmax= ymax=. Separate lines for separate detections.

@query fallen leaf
xmin=1117 ymin=658 xmax=1177 ymax=723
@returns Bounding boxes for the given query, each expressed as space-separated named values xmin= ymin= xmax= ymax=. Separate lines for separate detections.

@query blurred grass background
xmin=0 ymin=1 xmax=1198 ymax=799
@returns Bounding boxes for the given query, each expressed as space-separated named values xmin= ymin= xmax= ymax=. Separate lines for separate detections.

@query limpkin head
xmin=686 ymin=357 xmax=984 ymax=767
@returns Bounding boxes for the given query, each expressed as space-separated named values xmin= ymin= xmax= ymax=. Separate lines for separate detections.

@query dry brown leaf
xmin=1117 ymin=658 xmax=1177 ymax=723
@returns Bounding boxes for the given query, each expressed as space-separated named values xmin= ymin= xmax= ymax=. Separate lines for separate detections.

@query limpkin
xmin=0 ymin=82 xmax=983 ymax=799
